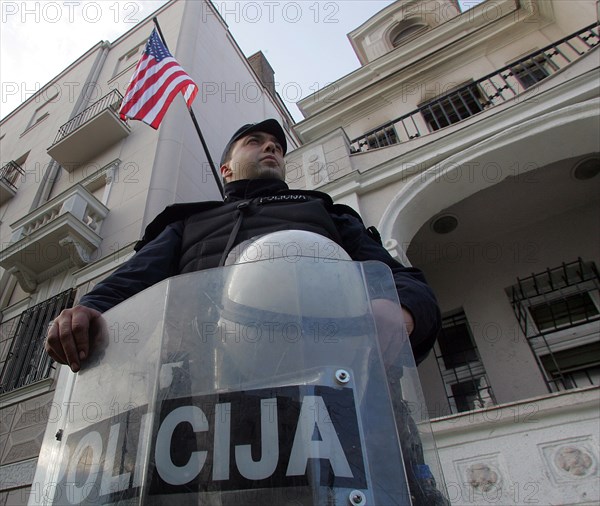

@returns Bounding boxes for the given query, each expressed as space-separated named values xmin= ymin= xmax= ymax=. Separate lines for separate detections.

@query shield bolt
xmin=335 ymin=369 xmax=350 ymax=384
xmin=349 ymin=490 xmax=366 ymax=505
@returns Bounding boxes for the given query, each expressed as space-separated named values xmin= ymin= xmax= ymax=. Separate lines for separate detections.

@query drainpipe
xmin=32 ymin=41 xmax=111 ymax=209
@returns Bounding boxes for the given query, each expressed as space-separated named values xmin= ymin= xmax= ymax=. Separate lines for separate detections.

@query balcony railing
xmin=0 ymin=161 xmax=24 ymax=192
xmin=52 ymin=89 xmax=124 ymax=145
xmin=350 ymin=22 xmax=599 ymax=153
xmin=47 ymin=90 xmax=130 ymax=169
xmin=0 ymin=161 xmax=25 ymax=204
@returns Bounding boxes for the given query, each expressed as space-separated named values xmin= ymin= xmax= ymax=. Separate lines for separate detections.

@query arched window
xmin=390 ymin=20 xmax=428 ymax=47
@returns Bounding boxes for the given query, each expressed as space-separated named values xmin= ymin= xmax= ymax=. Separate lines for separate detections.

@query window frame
xmin=419 ymin=81 xmax=487 ymax=132
xmin=508 ymin=259 xmax=600 ymax=392
xmin=434 ymin=309 xmax=496 ymax=414
xmin=511 ymin=55 xmax=552 ymax=89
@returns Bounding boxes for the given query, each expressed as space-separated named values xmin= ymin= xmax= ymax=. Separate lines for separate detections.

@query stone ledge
xmin=0 ymin=458 xmax=37 ymax=491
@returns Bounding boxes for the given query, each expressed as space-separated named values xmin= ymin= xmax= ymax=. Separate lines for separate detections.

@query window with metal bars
xmin=365 ymin=125 xmax=399 ymax=150
xmin=0 ymin=289 xmax=75 ymax=394
xmin=435 ymin=309 xmax=495 ymax=413
xmin=508 ymin=259 xmax=600 ymax=392
xmin=511 ymin=56 xmax=551 ymax=89
xmin=420 ymin=82 xmax=486 ymax=132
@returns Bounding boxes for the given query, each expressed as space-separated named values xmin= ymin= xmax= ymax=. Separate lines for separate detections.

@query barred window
xmin=366 ymin=126 xmax=399 ymax=150
xmin=435 ymin=310 xmax=495 ymax=413
xmin=508 ymin=259 xmax=600 ymax=392
xmin=511 ymin=56 xmax=551 ymax=89
xmin=420 ymin=82 xmax=486 ymax=132
xmin=0 ymin=289 xmax=75 ymax=394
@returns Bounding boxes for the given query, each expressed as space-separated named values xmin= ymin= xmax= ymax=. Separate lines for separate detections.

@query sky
xmin=0 ymin=0 xmax=482 ymax=122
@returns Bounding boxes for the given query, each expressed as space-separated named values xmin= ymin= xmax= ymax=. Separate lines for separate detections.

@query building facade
xmin=1 ymin=0 xmax=599 ymax=504
xmin=0 ymin=1 xmax=296 ymax=502
xmin=287 ymin=0 xmax=599 ymax=504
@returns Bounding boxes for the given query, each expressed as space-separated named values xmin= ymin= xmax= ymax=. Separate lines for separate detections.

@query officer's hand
xmin=401 ymin=306 xmax=415 ymax=336
xmin=372 ymin=299 xmax=414 ymax=366
xmin=45 ymin=305 xmax=103 ymax=373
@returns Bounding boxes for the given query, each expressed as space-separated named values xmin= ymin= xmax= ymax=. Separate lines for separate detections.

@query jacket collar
xmin=224 ymin=179 xmax=289 ymax=201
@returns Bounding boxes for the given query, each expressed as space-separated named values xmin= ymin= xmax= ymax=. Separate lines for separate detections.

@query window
xmin=112 ymin=40 xmax=147 ymax=78
xmin=351 ymin=124 xmax=400 ymax=153
xmin=435 ymin=310 xmax=495 ymax=413
xmin=511 ymin=56 xmax=551 ymax=89
xmin=390 ymin=20 xmax=428 ymax=47
xmin=508 ymin=259 xmax=600 ymax=392
xmin=529 ymin=292 xmax=598 ymax=331
xmin=420 ymin=82 xmax=486 ymax=131
xmin=0 ymin=289 xmax=75 ymax=394
xmin=23 ymin=92 xmax=59 ymax=133
xmin=366 ymin=125 xmax=399 ymax=150
xmin=540 ymin=342 xmax=600 ymax=391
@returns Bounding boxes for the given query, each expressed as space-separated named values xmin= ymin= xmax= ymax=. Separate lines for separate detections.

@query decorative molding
xmin=72 ymin=241 xmax=136 ymax=287
xmin=384 ymin=239 xmax=411 ymax=266
xmin=0 ymin=297 xmax=31 ymax=322
xmin=79 ymin=158 xmax=121 ymax=195
xmin=60 ymin=236 xmax=90 ymax=267
xmin=0 ymin=378 xmax=54 ymax=408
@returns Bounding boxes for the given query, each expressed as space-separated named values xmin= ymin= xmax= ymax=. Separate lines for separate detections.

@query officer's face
xmin=220 ymin=132 xmax=285 ymax=183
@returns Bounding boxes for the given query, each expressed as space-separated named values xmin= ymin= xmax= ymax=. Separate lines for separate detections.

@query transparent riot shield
xmin=33 ymin=252 xmax=447 ymax=505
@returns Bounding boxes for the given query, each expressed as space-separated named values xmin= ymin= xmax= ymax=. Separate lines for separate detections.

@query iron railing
xmin=509 ymin=259 xmax=600 ymax=393
xmin=350 ymin=22 xmax=599 ymax=152
xmin=51 ymin=89 xmax=124 ymax=145
xmin=0 ymin=161 xmax=25 ymax=192
xmin=0 ymin=289 xmax=75 ymax=393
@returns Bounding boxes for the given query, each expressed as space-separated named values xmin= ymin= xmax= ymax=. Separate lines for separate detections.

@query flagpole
xmin=152 ymin=17 xmax=224 ymax=198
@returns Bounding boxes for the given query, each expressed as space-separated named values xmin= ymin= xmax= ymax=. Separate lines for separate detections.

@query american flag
xmin=119 ymin=29 xmax=198 ymax=129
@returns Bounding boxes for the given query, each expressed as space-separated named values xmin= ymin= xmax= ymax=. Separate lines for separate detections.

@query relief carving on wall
xmin=555 ymin=446 xmax=594 ymax=477
xmin=466 ymin=462 xmax=500 ymax=492
xmin=454 ymin=453 xmax=508 ymax=501
xmin=540 ymin=438 xmax=598 ymax=484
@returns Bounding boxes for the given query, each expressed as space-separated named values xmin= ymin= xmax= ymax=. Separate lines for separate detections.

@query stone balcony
xmin=0 ymin=185 xmax=108 ymax=292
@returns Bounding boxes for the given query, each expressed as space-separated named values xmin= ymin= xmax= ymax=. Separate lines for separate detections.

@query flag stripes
xmin=119 ymin=29 xmax=198 ymax=129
